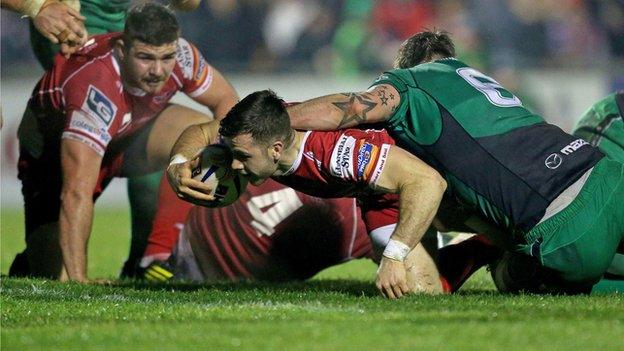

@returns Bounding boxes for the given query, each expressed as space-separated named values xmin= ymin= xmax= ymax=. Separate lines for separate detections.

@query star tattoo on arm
xmin=332 ymin=93 xmax=378 ymax=128
xmin=377 ymin=89 xmax=389 ymax=106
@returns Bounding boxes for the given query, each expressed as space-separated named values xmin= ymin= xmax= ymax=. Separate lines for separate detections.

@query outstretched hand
xmin=33 ymin=1 xmax=87 ymax=57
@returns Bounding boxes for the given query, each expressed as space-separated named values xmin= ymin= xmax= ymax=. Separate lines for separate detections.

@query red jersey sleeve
xmin=327 ymin=129 xmax=393 ymax=187
xmin=61 ymin=62 xmax=125 ymax=156
xmin=175 ymin=38 xmax=213 ymax=98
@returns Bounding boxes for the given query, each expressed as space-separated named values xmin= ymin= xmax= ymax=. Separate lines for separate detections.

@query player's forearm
xmin=2 ymin=0 xmax=52 ymax=16
xmin=391 ymin=175 xmax=446 ymax=251
xmin=169 ymin=121 xmax=218 ymax=161
xmin=59 ymin=187 xmax=94 ymax=282
xmin=1 ymin=0 xmax=27 ymax=13
xmin=288 ymin=94 xmax=360 ymax=130
xmin=288 ymin=87 xmax=396 ymax=130
xmin=211 ymin=95 xmax=238 ymax=121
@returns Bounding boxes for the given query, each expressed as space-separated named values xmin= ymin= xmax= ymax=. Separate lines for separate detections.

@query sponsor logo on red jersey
xmin=82 ymin=85 xmax=117 ymax=126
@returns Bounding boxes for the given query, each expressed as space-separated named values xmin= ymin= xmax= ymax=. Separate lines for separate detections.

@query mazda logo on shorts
xmin=545 ymin=153 xmax=562 ymax=169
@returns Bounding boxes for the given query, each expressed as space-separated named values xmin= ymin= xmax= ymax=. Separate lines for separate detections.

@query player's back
xmin=184 ymin=179 xmax=372 ymax=280
xmin=376 ymin=58 xmax=603 ymax=232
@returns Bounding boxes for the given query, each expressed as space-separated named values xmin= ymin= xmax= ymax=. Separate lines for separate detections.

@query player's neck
xmin=275 ymin=130 xmax=305 ymax=175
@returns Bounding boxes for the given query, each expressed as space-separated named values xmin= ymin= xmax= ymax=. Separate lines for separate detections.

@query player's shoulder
xmin=175 ymin=37 xmax=205 ymax=80
xmin=61 ymin=34 xmax=120 ymax=84
xmin=76 ymin=33 xmax=120 ymax=59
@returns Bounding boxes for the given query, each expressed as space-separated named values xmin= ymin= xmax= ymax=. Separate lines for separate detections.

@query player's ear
xmin=114 ymin=39 xmax=126 ymax=60
xmin=270 ymin=141 xmax=284 ymax=162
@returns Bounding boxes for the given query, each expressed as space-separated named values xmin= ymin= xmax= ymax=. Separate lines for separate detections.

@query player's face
xmin=226 ymin=133 xmax=277 ymax=185
xmin=122 ymin=40 xmax=177 ymax=94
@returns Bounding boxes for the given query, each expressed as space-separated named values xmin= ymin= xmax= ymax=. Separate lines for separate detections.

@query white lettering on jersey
xmin=560 ymin=138 xmax=589 ymax=155
xmin=62 ymin=132 xmax=105 ymax=156
xmin=176 ymin=37 xmax=213 ymax=98
xmin=247 ymin=188 xmax=304 ymax=237
xmin=63 ymin=110 xmax=112 ymax=155
xmin=544 ymin=139 xmax=591 ymax=170
xmin=81 ymin=85 xmax=117 ymax=126
xmin=176 ymin=38 xmax=195 ymax=80
xmin=330 ymin=135 xmax=357 ymax=179
xmin=369 ymin=144 xmax=391 ymax=186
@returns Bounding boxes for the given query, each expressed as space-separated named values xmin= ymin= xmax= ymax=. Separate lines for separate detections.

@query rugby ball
xmin=191 ymin=144 xmax=248 ymax=207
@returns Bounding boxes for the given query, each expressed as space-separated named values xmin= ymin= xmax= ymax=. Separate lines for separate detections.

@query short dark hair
xmin=123 ymin=3 xmax=180 ymax=48
xmin=219 ymin=90 xmax=293 ymax=146
xmin=393 ymin=31 xmax=456 ymax=69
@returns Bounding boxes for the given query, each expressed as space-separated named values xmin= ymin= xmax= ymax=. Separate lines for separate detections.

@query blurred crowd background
xmin=1 ymin=0 xmax=623 ymax=207
xmin=2 ymin=0 xmax=623 ymax=86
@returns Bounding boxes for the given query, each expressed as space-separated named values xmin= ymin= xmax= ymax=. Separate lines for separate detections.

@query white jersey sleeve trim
xmin=368 ymin=143 xmax=391 ymax=186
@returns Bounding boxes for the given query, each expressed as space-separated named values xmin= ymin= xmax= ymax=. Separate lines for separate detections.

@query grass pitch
xmin=2 ymin=209 xmax=623 ymax=351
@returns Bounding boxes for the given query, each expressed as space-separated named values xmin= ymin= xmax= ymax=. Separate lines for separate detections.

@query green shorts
xmin=519 ymin=158 xmax=624 ymax=286
xmin=573 ymin=93 xmax=624 ymax=163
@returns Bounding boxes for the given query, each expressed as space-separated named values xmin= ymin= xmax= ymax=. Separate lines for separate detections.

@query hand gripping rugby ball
xmin=191 ymin=144 xmax=248 ymax=208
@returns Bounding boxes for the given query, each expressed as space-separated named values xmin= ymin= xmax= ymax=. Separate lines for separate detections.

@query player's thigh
xmin=145 ymin=104 xmax=212 ymax=170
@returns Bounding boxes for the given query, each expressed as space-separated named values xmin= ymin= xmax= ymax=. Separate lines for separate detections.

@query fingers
xmin=34 ymin=2 xmax=86 ymax=48
xmin=65 ymin=19 xmax=86 ymax=42
xmin=377 ymin=280 xmax=410 ymax=299
xmin=376 ymin=258 xmax=411 ymax=299
xmin=167 ymin=163 xmax=217 ymax=205
xmin=57 ymin=29 xmax=71 ymax=43
xmin=60 ymin=42 xmax=82 ymax=57
xmin=43 ymin=31 xmax=60 ymax=44
xmin=177 ymin=182 xmax=216 ymax=203
xmin=66 ymin=6 xmax=86 ymax=21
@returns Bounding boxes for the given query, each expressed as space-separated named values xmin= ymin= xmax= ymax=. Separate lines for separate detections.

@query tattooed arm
xmin=287 ymin=84 xmax=401 ymax=130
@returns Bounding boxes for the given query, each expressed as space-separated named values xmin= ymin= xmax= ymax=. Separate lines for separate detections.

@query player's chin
xmin=141 ymin=81 xmax=165 ymax=93
xmin=247 ymin=175 xmax=267 ymax=186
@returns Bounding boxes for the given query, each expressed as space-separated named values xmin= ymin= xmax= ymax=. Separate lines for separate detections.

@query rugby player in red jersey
xmin=166 ymin=90 xmax=447 ymax=299
xmin=9 ymin=3 xmax=238 ymax=282
xmin=140 ymin=178 xmax=443 ymax=294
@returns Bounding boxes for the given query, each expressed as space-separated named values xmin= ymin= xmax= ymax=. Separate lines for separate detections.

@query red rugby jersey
xmin=183 ymin=179 xmax=374 ymax=280
xmin=274 ymin=128 xmax=399 ymax=233
xmin=25 ymin=33 xmax=213 ymax=157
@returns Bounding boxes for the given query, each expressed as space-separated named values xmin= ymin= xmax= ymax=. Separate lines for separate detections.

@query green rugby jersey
xmin=372 ymin=58 xmax=603 ymax=233
xmin=30 ymin=0 xmax=131 ymax=70
xmin=574 ymin=92 xmax=624 ymax=163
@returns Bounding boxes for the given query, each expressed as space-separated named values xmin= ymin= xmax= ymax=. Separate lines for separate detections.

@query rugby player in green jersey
xmin=487 ymin=93 xmax=624 ymax=294
xmin=573 ymin=92 xmax=624 ymax=292
xmin=288 ymin=31 xmax=624 ymax=294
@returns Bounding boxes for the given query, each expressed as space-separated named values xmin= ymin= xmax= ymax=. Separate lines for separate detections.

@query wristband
xmin=169 ymin=153 xmax=189 ymax=166
xmin=382 ymin=239 xmax=411 ymax=262
xmin=21 ymin=0 xmax=57 ymax=18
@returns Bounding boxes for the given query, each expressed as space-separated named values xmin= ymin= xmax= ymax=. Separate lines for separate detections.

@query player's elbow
xmin=422 ymin=168 xmax=447 ymax=195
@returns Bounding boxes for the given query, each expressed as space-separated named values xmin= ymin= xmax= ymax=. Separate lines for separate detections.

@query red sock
xmin=437 ymin=234 xmax=501 ymax=293
xmin=142 ymin=172 xmax=194 ymax=261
